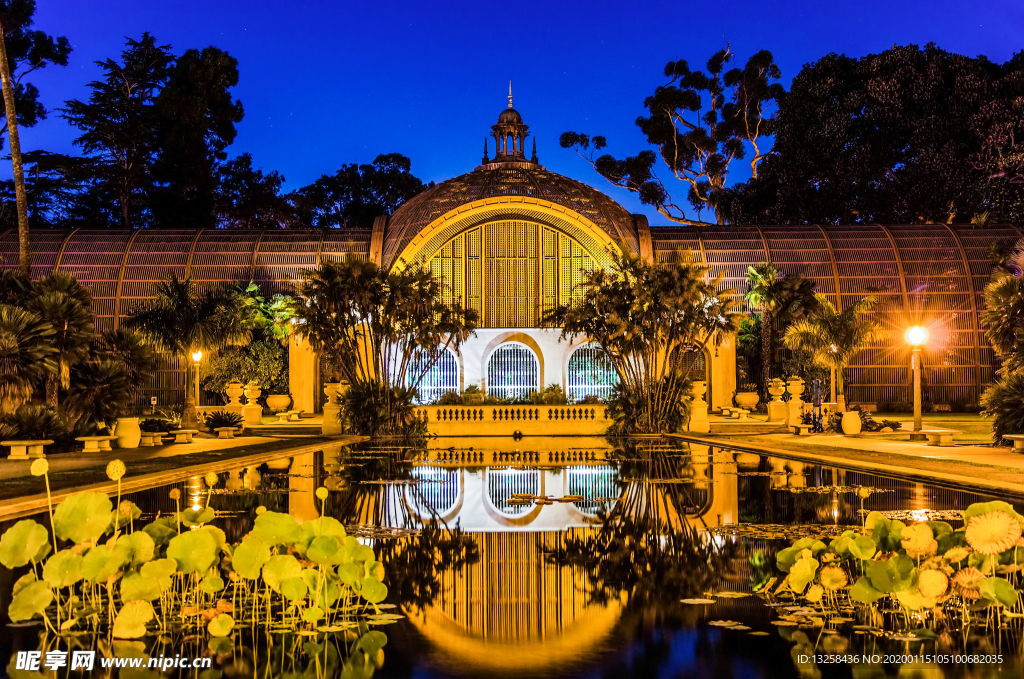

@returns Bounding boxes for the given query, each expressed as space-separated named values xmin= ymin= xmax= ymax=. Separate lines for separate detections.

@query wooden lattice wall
xmin=651 ymin=223 xmax=1023 ymax=406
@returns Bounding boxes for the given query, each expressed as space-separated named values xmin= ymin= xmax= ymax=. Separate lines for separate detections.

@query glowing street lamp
xmin=906 ymin=326 xmax=927 ymax=434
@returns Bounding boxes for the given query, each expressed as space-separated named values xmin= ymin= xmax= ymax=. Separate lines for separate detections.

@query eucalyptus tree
xmin=543 ymin=249 xmax=739 ymax=435
xmin=0 ymin=0 xmax=71 ymax=273
xmin=560 ymin=47 xmax=783 ymax=225
xmin=125 ymin=275 xmax=249 ymax=426
xmin=292 ymin=258 xmax=478 ymax=436
xmin=782 ymin=295 xmax=887 ymax=411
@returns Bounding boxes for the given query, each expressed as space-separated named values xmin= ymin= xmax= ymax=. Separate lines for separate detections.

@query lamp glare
xmin=906 ymin=326 xmax=927 ymax=346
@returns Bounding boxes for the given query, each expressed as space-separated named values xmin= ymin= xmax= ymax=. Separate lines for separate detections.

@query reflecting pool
xmin=3 ymin=437 xmax=1023 ymax=678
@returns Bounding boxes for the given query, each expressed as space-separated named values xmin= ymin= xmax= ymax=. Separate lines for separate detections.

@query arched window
xmin=408 ymin=348 xmax=459 ymax=404
xmin=487 ymin=469 xmax=540 ymax=517
xmin=406 ymin=466 xmax=461 ymax=518
xmin=566 ymin=465 xmax=619 ymax=516
xmin=566 ymin=343 xmax=617 ymax=402
xmin=486 ymin=342 xmax=539 ymax=401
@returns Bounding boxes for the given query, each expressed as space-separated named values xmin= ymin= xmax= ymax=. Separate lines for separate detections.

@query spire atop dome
xmin=508 ymin=80 xmax=513 ymax=108
xmin=488 ymin=86 xmax=531 ymax=164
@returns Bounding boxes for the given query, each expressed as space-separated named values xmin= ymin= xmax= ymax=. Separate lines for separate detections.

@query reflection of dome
xmin=382 ymin=165 xmax=640 ymax=268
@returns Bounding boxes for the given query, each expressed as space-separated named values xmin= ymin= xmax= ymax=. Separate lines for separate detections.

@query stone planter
xmin=734 ymin=392 xmax=759 ymax=409
xmin=322 ymin=382 xmax=343 ymax=435
xmin=767 ymin=378 xmax=787 ymax=422
xmin=841 ymin=411 xmax=863 ymax=435
xmin=115 ymin=417 xmax=142 ymax=449
xmin=687 ymin=381 xmax=710 ymax=433
xmin=225 ymin=381 xmax=245 ymax=414
xmin=266 ymin=394 xmax=292 ymax=413
xmin=243 ymin=383 xmax=263 ymax=427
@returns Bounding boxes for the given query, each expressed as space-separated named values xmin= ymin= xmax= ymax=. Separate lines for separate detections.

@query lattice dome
xmin=381 ymin=165 xmax=640 ymax=268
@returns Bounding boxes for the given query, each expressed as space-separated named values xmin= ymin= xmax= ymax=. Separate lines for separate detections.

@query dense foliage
xmin=293 ymin=258 xmax=478 ymax=437
xmin=544 ymin=249 xmax=739 ymax=434
xmin=981 ymin=240 xmax=1024 ymax=443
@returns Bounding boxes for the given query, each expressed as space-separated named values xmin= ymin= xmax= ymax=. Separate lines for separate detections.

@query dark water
xmin=3 ymin=438 xmax=1023 ymax=679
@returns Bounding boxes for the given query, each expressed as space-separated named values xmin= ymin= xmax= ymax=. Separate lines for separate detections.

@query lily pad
xmin=8 ymin=580 xmax=53 ymax=622
xmin=207 ymin=613 xmax=234 ymax=637
xmin=262 ymin=554 xmax=302 ymax=593
xmin=232 ymin=537 xmax=270 ymax=580
xmin=307 ymin=535 xmax=343 ymax=565
xmin=180 ymin=506 xmax=215 ymax=527
xmin=280 ymin=577 xmax=308 ymax=601
xmin=42 ymin=549 xmax=83 ymax=589
xmin=0 ymin=520 xmax=51 ymax=569
xmin=53 ymin=492 xmax=113 ymax=544
xmin=113 ymin=600 xmax=155 ymax=639
xmin=167 ymin=529 xmax=219 ymax=574
xmin=681 ymin=598 xmax=716 ymax=604
xmin=142 ymin=518 xmax=177 ymax=547
xmin=140 ymin=558 xmax=177 ymax=591
xmin=979 ymin=576 xmax=1018 ymax=608
xmin=361 ymin=576 xmax=388 ymax=604
xmin=82 ymin=544 xmax=127 ymax=584
xmin=120 ymin=572 xmax=162 ymax=602
xmin=201 ymin=576 xmax=225 ymax=594
xmin=116 ymin=531 xmax=155 ymax=567
xmin=850 ymin=576 xmax=885 ymax=604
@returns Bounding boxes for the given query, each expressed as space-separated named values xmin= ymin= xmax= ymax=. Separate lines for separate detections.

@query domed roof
xmin=497 ymin=107 xmax=523 ymax=124
xmin=381 ymin=164 xmax=640 ymax=268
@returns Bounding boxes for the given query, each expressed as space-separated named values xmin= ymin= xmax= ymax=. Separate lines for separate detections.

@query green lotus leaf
xmin=926 ymin=521 xmax=953 ymax=538
xmin=828 ymin=532 xmax=855 ymax=558
xmin=307 ymin=536 xmax=343 ymax=564
xmin=142 ymin=517 xmax=177 ymax=547
xmin=53 ymin=492 xmax=113 ymax=544
xmin=850 ymin=576 xmax=885 ymax=604
xmin=262 ymin=554 xmax=302 ymax=593
xmin=200 ymin=525 xmax=226 ymax=550
xmin=8 ymin=580 xmax=53 ymax=622
xmin=111 ymin=501 xmax=143 ymax=530
xmin=201 ymin=576 xmax=225 ymax=593
xmin=964 ymin=500 xmax=1024 ymax=527
xmin=979 ymin=576 xmax=1018 ymax=608
xmin=116 ymin=531 xmax=156 ymax=567
xmin=357 ymin=630 xmax=388 ymax=654
xmin=347 ymin=538 xmax=376 ymax=564
xmin=789 ymin=556 xmax=819 ymax=594
xmin=113 ymin=600 xmax=155 ymax=639
xmin=167 ymin=529 xmax=219 ymax=574
xmin=207 ymin=613 xmax=234 ymax=637
xmin=315 ymin=578 xmax=341 ymax=609
xmin=120 ymin=572 xmax=161 ymax=602
xmin=338 ymin=562 xmax=361 ymax=587
xmin=361 ymin=576 xmax=388 ymax=604
xmin=43 ymin=549 xmax=83 ymax=589
xmin=82 ymin=544 xmax=127 ymax=583
xmin=280 ymin=577 xmax=308 ymax=601
xmin=867 ymin=554 xmax=913 ymax=593
xmin=307 ymin=516 xmax=347 ymax=539
xmin=848 ymin=535 xmax=877 ymax=561
xmin=252 ymin=511 xmax=301 ymax=546
xmin=936 ymin=529 xmax=967 ymax=556
xmin=365 ymin=560 xmax=384 ymax=581
xmin=896 ymin=588 xmax=936 ymax=611
xmin=180 ymin=506 xmax=215 ymax=527
xmin=140 ymin=558 xmax=177 ymax=591
xmin=13 ymin=571 xmax=36 ymax=596
xmin=0 ymin=520 xmax=51 ymax=568
xmin=231 ymin=538 xmax=271 ymax=580
xmin=302 ymin=606 xmax=325 ymax=623
xmin=208 ymin=637 xmax=232 ymax=655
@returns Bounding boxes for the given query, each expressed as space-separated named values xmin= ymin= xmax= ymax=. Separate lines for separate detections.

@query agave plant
xmin=205 ymin=410 xmax=243 ymax=429
xmin=1 ymin=404 xmax=69 ymax=440
xmin=0 ymin=305 xmax=58 ymax=414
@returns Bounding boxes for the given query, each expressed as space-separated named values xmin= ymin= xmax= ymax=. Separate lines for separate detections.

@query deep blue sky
xmin=20 ymin=0 xmax=1024 ymax=223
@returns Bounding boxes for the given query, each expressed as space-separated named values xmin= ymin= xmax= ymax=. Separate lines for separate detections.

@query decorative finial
xmin=508 ymin=80 xmax=513 ymax=109
xmin=483 ymin=137 xmax=489 ymax=164
xmin=531 ymin=137 xmax=538 ymax=164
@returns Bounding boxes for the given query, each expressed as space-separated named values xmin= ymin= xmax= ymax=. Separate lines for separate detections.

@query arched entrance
xmin=486 ymin=342 xmax=539 ymax=401
xmin=566 ymin=343 xmax=617 ymax=402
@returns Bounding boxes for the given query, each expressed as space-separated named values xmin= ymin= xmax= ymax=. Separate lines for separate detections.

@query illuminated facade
xmin=2 ymin=97 xmax=1020 ymax=410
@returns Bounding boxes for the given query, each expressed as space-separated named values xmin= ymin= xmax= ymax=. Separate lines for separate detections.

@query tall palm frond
xmin=0 ymin=305 xmax=58 ymax=414
xmin=93 ymin=328 xmax=158 ymax=399
xmin=982 ymin=239 xmax=1024 ymax=376
xmin=26 ymin=288 xmax=94 ymax=403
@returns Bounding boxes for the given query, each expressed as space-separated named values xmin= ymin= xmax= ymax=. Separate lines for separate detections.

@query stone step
xmin=709 ymin=422 xmax=791 ymax=435
xmin=243 ymin=424 xmax=322 ymax=437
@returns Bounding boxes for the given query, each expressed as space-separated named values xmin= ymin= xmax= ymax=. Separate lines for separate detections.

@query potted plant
xmin=735 ymin=383 xmax=759 ymax=409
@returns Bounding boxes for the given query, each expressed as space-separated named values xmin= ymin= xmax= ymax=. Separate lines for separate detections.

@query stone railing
xmin=417 ymin=404 xmax=610 ymax=436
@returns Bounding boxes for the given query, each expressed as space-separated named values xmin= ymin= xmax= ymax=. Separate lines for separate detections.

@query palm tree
xmin=125 ymin=275 xmax=249 ymax=427
xmin=981 ymin=240 xmax=1023 ymax=376
xmin=26 ymin=273 xmax=94 ymax=406
xmin=782 ymin=295 xmax=887 ymax=411
xmin=0 ymin=4 xmax=30 ymax=275
xmin=0 ymin=304 xmax=57 ymax=413
xmin=92 ymin=328 xmax=157 ymax=402
xmin=745 ymin=264 xmax=819 ymax=393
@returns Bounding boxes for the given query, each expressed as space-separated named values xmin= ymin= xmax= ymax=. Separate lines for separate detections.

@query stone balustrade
xmin=416 ymin=404 xmax=610 ymax=436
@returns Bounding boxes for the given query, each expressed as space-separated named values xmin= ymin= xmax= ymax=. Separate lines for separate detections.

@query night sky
xmin=20 ymin=0 xmax=1024 ymax=223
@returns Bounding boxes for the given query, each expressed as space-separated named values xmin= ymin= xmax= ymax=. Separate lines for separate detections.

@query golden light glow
xmin=191 ymin=349 xmax=203 ymax=362
xmin=906 ymin=326 xmax=928 ymax=347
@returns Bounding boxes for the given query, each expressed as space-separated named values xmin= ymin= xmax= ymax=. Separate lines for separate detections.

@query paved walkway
xmin=0 ymin=433 xmax=366 ymax=520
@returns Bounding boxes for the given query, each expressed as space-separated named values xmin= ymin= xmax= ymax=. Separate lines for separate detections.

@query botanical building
xmin=3 ymin=99 xmax=1021 ymax=412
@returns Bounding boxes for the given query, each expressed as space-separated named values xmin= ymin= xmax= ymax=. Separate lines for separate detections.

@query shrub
xmin=738 ymin=383 xmax=759 ymax=393
xmin=340 ymin=381 xmax=426 ymax=439
xmin=981 ymin=371 xmax=1024 ymax=445
xmin=606 ymin=377 xmax=692 ymax=436
xmin=462 ymin=384 xmax=483 ymax=405
xmin=530 ymin=383 xmax=567 ymax=405
xmin=63 ymin=360 xmax=133 ymax=429
xmin=2 ymin=405 xmax=70 ymax=440
xmin=200 ymin=341 xmax=286 ymax=401
xmin=578 ymin=393 xmax=604 ymax=405
xmin=205 ymin=411 xmax=243 ymax=430
xmin=139 ymin=418 xmax=172 ymax=433
xmin=436 ymin=391 xmax=463 ymax=405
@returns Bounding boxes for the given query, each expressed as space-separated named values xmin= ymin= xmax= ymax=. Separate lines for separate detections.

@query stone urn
xmin=322 ymin=382 xmax=343 ymax=435
xmin=115 ymin=417 xmax=142 ymax=449
xmin=687 ymin=381 xmax=710 ymax=433
xmin=242 ymin=382 xmax=263 ymax=427
xmin=841 ymin=411 xmax=863 ymax=435
xmin=786 ymin=376 xmax=806 ymax=400
xmin=244 ymin=382 xmax=262 ymax=404
xmin=768 ymin=379 xmax=786 ymax=401
xmin=734 ymin=391 xmax=759 ymax=409
xmin=266 ymin=394 xmax=292 ymax=413
xmin=767 ymin=378 xmax=788 ymax=422
xmin=225 ymin=381 xmax=245 ymax=407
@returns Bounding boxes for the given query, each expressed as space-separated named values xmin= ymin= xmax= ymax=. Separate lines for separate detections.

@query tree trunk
xmin=0 ymin=29 xmax=31 ymax=276
xmin=760 ymin=311 xmax=772 ymax=392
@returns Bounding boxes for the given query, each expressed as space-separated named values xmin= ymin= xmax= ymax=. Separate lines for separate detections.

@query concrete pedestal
xmin=767 ymin=401 xmax=787 ymax=422
xmin=243 ymin=404 xmax=263 ymax=427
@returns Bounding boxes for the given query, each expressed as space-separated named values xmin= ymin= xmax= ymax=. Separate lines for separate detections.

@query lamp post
xmin=182 ymin=349 xmax=202 ymax=429
xmin=906 ymin=326 xmax=927 ymax=435
xmin=192 ymin=350 xmax=203 ymax=407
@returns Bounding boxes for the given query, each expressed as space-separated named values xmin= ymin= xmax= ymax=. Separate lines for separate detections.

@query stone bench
xmin=277 ymin=410 xmax=299 ymax=423
xmin=215 ymin=427 xmax=238 ymax=439
xmin=75 ymin=435 xmax=119 ymax=453
xmin=720 ymin=407 xmax=735 ymax=417
xmin=1004 ymin=435 xmax=1024 ymax=452
xmin=791 ymin=423 xmax=815 ymax=436
xmin=3 ymin=439 xmax=53 ymax=460
xmin=920 ymin=429 xmax=961 ymax=447
xmin=170 ymin=429 xmax=199 ymax=444
xmin=139 ymin=432 xmax=168 ymax=447
xmin=731 ymin=409 xmax=749 ymax=420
